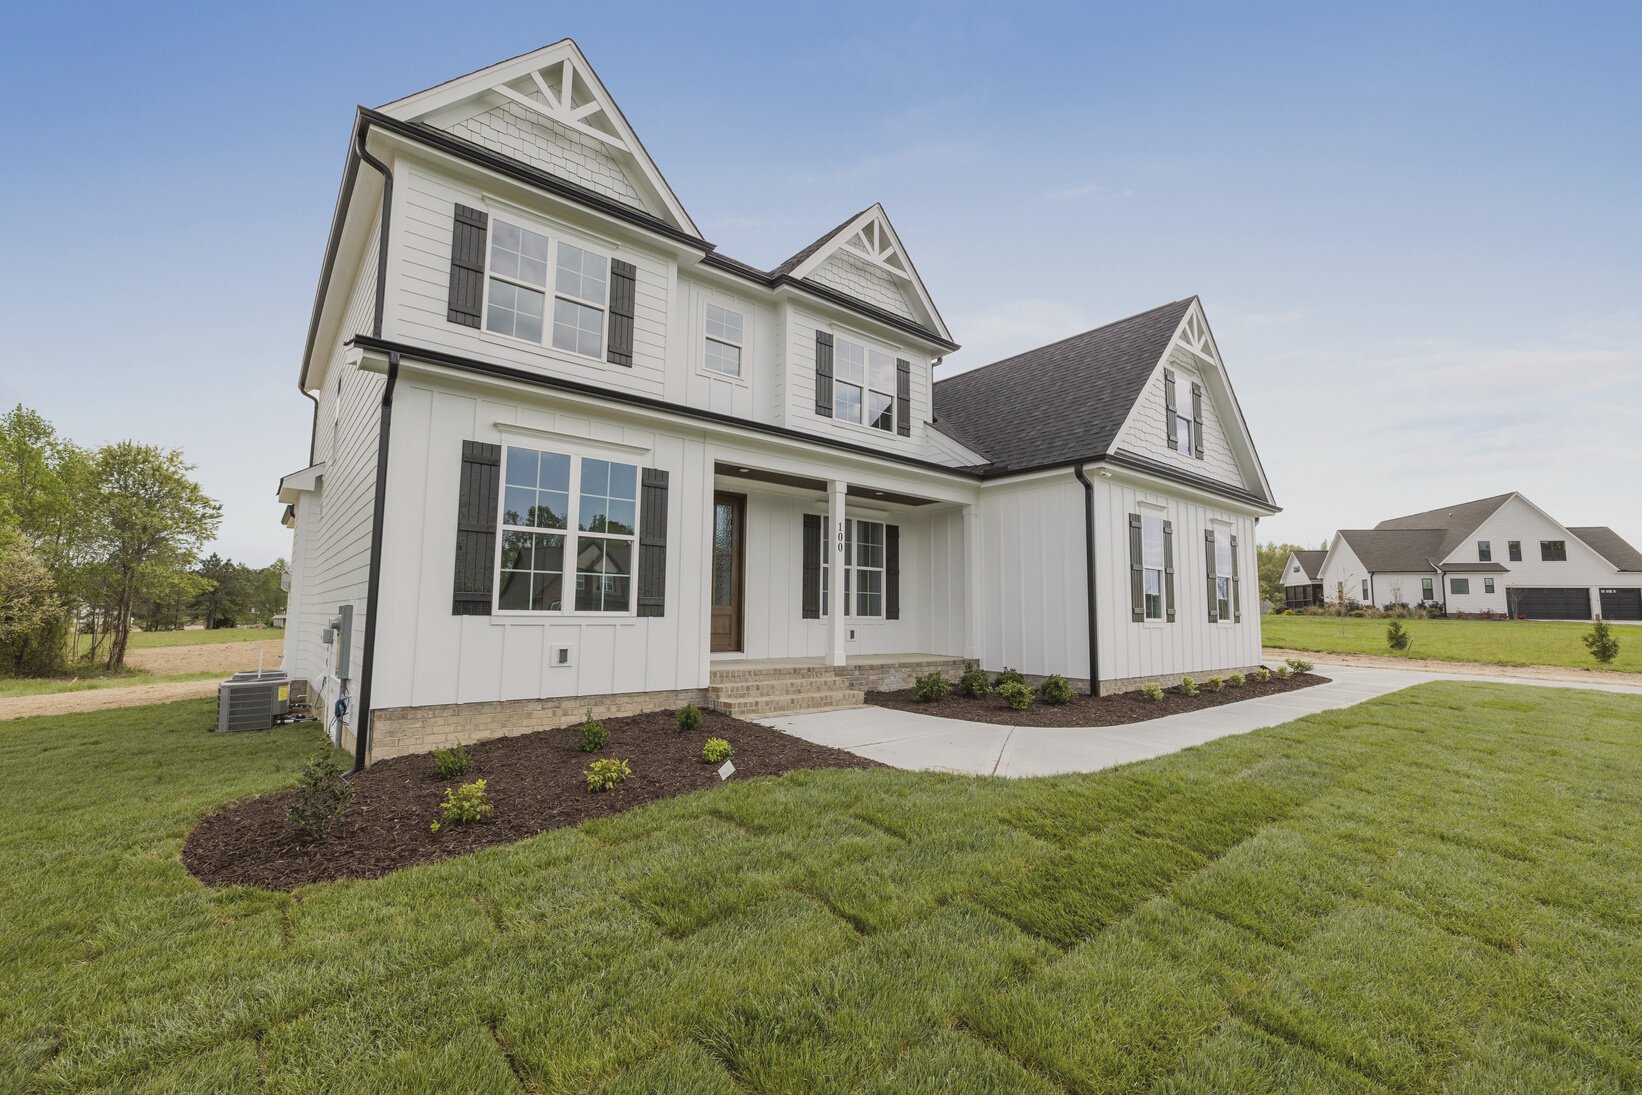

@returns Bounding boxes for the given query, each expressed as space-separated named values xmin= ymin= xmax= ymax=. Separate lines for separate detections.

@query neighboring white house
xmin=1315 ymin=493 xmax=1642 ymax=619
xmin=1281 ymin=549 xmax=1326 ymax=609
xmin=278 ymin=41 xmax=1279 ymax=763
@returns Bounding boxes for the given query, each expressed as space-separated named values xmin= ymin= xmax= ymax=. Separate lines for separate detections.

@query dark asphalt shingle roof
xmin=1570 ymin=526 xmax=1642 ymax=572
xmin=1439 ymin=561 xmax=1510 ymax=573
xmin=1288 ymin=550 xmax=1326 ymax=581
xmin=1373 ymin=493 xmax=1515 ymax=560
xmin=770 ymin=206 xmax=874 ymax=277
xmin=932 ymin=298 xmax=1194 ymax=476
xmin=1337 ymin=529 xmax=1448 ymax=573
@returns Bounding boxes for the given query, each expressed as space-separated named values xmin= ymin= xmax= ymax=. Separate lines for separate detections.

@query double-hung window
xmin=1142 ymin=514 xmax=1165 ymax=620
xmin=1173 ymin=391 xmax=1194 ymax=456
xmin=1484 ymin=577 xmax=1495 ymax=594
xmin=483 ymin=218 xmax=608 ymax=360
xmin=833 ymin=336 xmax=896 ymax=432
xmin=1477 ymin=540 xmax=1491 ymax=562
xmin=1216 ymin=536 xmax=1234 ymax=619
xmin=1540 ymin=540 xmax=1567 ymax=561
xmin=1508 ymin=540 xmax=1522 ymax=561
xmin=499 ymin=445 xmax=637 ymax=614
xmin=704 ymin=304 xmax=744 ymax=377
xmin=820 ymin=519 xmax=886 ymax=617
xmin=1421 ymin=577 xmax=1434 ymax=601
xmin=1360 ymin=578 xmax=1369 ymax=602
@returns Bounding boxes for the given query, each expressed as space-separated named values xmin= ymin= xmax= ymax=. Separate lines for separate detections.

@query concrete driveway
xmin=758 ymin=661 xmax=1642 ymax=778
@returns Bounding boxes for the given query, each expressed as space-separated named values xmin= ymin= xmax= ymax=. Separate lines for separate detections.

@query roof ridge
xmin=937 ymin=297 xmax=1194 ymax=388
xmin=770 ymin=205 xmax=877 ymax=277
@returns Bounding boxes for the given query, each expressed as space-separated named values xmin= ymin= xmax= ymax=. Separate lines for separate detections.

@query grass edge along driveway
xmin=1262 ymin=613 xmax=1641 ymax=673
xmin=5 ymin=687 xmax=1641 ymax=1093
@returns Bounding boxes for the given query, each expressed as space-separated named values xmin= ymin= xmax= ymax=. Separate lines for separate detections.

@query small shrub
xmin=992 ymin=667 xmax=1026 ymax=691
xmin=675 ymin=703 xmax=703 ymax=733
xmin=577 ymin=712 xmax=608 ymax=753
xmin=1037 ymin=674 xmax=1075 ymax=705
xmin=1178 ymin=675 xmax=1199 ymax=697
xmin=286 ymin=751 xmax=355 ymax=840
xmin=913 ymin=671 xmax=950 ymax=703
xmin=1273 ymin=665 xmax=1292 ymax=680
xmin=1386 ymin=619 xmax=1412 ymax=652
xmin=959 ymin=668 xmax=991 ymax=697
xmin=430 ymin=779 xmax=494 ymax=831
xmin=1226 ymin=672 xmax=1246 ymax=688
xmin=1140 ymin=682 xmax=1165 ymax=702
xmin=1584 ymin=619 xmax=1620 ymax=665
xmin=1205 ymin=675 xmax=1225 ymax=693
xmin=1251 ymin=667 xmax=1272 ymax=683
xmin=702 ymin=737 xmax=733 ymax=764
xmin=432 ymin=744 xmax=471 ymax=779
xmin=996 ymin=681 xmax=1034 ymax=710
xmin=1285 ymin=658 xmax=1313 ymax=674
xmin=584 ymin=757 xmax=632 ymax=792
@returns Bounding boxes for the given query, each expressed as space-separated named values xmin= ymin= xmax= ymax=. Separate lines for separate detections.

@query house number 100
xmin=836 ymin=523 xmax=845 ymax=553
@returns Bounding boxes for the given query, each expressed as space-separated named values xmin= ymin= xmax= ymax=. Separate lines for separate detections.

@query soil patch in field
xmin=868 ymin=672 xmax=1330 ymax=727
xmin=127 ymin=638 xmax=283 ymax=676
xmin=183 ymin=708 xmax=881 ymax=890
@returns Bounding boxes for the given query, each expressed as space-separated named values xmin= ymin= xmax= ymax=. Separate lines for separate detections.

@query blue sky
xmin=2 ymin=1 xmax=1638 ymax=564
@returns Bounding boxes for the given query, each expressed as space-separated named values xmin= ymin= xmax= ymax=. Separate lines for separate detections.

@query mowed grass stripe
xmin=3 ymin=682 xmax=1640 ymax=1093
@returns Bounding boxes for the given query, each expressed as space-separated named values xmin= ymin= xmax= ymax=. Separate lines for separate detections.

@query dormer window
xmin=833 ymin=336 xmax=895 ymax=432
xmin=704 ymin=305 xmax=743 ymax=377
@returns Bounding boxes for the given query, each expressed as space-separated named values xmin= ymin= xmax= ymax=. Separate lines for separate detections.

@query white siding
xmin=806 ymin=251 xmax=915 ymax=320
xmin=1445 ymin=496 xmax=1636 ymax=615
xmin=1114 ymin=349 xmax=1247 ymax=490
xmin=780 ymin=305 xmax=939 ymax=461
xmin=976 ymin=476 xmax=1088 ymax=681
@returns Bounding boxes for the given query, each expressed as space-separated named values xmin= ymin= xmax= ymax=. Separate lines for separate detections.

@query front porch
xmin=708 ymin=653 xmax=972 ymax=718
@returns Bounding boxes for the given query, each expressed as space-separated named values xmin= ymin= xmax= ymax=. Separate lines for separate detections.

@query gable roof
xmin=1373 ymin=492 xmax=1515 ymax=560
xmin=933 ymin=299 xmax=1193 ymax=477
xmin=772 ymin=207 xmax=873 ymax=278
xmin=1569 ymin=526 xmax=1642 ymax=572
xmin=1288 ymin=550 xmax=1326 ymax=581
xmin=1337 ymin=528 xmax=1449 ymax=573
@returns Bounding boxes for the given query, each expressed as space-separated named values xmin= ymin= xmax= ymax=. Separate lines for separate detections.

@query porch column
xmin=828 ymin=479 xmax=847 ymax=667
xmin=963 ymin=503 xmax=981 ymax=661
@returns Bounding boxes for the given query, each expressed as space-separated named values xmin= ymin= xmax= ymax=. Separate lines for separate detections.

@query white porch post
xmin=963 ymin=503 xmax=981 ymax=661
xmin=828 ymin=479 xmax=847 ymax=667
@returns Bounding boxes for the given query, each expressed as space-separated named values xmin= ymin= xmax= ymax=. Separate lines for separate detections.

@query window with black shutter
xmin=1164 ymin=368 xmax=1178 ymax=449
xmin=1191 ymin=381 xmax=1205 ymax=459
xmin=814 ymin=332 xmax=834 ymax=417
xmin=1205 ymin=528 xmax=1219 ymax=622
xmin=885 ymin=524 xmax=901 ymax=618
xmin=1129 ymin=513 xmax=1144 ymax=621
xmin=446 ymin=205 xmax=488 ymax=327
xmin=895 ymin=358 xmax=912 ymax=436
xmin=636 ymin=468 xmax=668 ymax=616
xmin=801 ymin=513 xmax=823 ymax=618
xmin=607 ymin=259 xmax=636 ymax=367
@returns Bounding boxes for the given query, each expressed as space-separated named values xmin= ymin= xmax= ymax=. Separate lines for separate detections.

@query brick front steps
xmin=709 ymin=655 xmax=973 ymax=718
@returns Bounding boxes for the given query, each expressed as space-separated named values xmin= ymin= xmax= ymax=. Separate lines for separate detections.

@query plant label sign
xmin=717 ymin=760 xmax=735 ymax=781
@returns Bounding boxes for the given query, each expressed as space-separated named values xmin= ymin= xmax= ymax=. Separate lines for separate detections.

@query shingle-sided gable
xmin=807 ymin=249 xmax=917 ymax=321
xmin=774 ymin=205 xmax=951 ymax=342
xmin=1112 ymin=343 xmax=1246 ymax=489
xmin=443 ymin=94 xmax=648 ymax=212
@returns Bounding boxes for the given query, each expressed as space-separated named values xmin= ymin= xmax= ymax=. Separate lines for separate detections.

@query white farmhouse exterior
xmin=278 ymin=42 xmax=1280 ymax=764
xmin=1315 ymin=493 xmax=1642 ymax=619
xmin=1280 ymin=549 xmax=1326 ymax=609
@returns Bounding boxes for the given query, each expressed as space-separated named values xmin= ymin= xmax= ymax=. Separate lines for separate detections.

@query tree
xmin=1257 ymin=542 xmax=1305 ymax=607
xmin=192 ymin=553 xmax=251 ymax=629
xmin=0 ymin=527 xmax=64 ymax=675
xmin=246 ymin=559 xmax=289 ymax=626
xmin=82 ymin=442 xmax=220 ymax=670
xmin=1584 ymin=619 xmax=1619 ymax=665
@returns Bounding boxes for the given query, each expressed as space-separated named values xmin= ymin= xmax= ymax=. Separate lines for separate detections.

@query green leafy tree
xmin=246 ymin=559 xmax=289 ymax=626
xmin=1257 ymin=542 xmax=1306 ymax=606
xmin=0 ymin=527 xmax=65 ymax=675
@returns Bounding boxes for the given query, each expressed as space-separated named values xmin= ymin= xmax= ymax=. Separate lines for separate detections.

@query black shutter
xmin=453 ymin=440 xmax=501 ymax=614
xmin=801 ymin=513 xmax=822 ymax=619
xmin=1164 ymin=368 xmax=1178 ymax=449
xmin=1230 ymin=532 xmax=1241 ymax=622
xmin=895 ymin=358 xmax=912 ymax=437
xmin=1191 ymin=382 xmax=1205 ymax=459
xmin=885 ymin=524 xmax=900 ymax=619
xmin=447 ymin=205 xmax=488 ymax=328
xmin=636 ymin=468 xmax=668 ymax=616
xmin=1205 ymin=528 xmax=1218 ymax=622
xmin=607 ymin=259 xmax=636 ymax=367
xmin=1129 ymin=513 xmax=1144 ymax=621
xmin=1164 ymin=519 xmax=1176 ymax=622
xmin=814 ymin=331 xmax=834 ymax=417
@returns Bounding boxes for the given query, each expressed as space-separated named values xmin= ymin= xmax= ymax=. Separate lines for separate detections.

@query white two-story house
xmin=278 ymin=41 xmax=1279 ymax=763
xmin=1316 ymin=493 xmax=1642 ymax=618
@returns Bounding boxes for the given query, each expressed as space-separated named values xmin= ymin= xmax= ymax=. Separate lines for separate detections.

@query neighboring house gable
xmin=1569 ymin=526 xmax=1642 ymax=572
xmin=1284 ymin=549 xmax=1325 ymax=586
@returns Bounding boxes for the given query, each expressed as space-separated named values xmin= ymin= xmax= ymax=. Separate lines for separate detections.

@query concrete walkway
xmin=759 ymin=661 xmax=1642 ymax=778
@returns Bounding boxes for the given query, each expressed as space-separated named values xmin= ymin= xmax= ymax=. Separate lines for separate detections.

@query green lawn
xmin=126 ymin=627 xmax=283 ymax=649
xmin=6 ymin=687 xmax=1641 ymax=1093
xmin=0 ymin=670 xmax=224 ymax=700
xmin=1263 ymin=613 xmax=1640 ymax=673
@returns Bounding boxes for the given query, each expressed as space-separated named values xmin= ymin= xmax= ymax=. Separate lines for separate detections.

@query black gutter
xmin=1073 ymin=465 xmax=1102 ymax=696
xmin=349 ymin=132 xmax=395 ymax=773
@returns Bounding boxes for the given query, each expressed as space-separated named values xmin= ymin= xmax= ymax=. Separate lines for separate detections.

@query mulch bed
xmin=867 ymin=672 xmax=1331 ymax=727
xmin=183 ymin=709 xmax=881 ymax=891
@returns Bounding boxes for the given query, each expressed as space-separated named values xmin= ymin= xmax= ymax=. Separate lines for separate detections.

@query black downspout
xmin=1073 ymin=465 xmax=1101 ymax=696
xmin=350 ymin=124 xmax=394 ymax=773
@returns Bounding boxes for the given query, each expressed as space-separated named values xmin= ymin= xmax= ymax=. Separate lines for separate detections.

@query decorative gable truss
xmin=377 ymin=40 xmax=700 ymax=237
xmin=1110 ymin=298 xmax=1275 ymax=502
xmin=784 ymin=205 xmax=952 ymax=343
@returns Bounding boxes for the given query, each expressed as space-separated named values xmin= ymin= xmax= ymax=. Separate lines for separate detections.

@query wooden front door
xmin=710 ymin=492 xmax=745 ymax=652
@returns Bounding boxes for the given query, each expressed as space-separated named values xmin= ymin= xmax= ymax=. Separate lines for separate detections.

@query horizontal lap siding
xmin=370 ymin=381 xmax=711 ymax=711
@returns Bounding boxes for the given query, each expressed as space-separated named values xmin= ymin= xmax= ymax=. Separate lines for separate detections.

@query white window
xmin=483 ymin=218 xmax=608 ymax=360
xmin=704 ymin=304 xmax=743 ymax=377
xmin=833 ymin=336 xmax=896 ymax=432
xmin=1216 ymin=534 xmax=1234 ymax=620
xmin=820 ymin=518 xmax=886 ymax=618
xmin=1174 ymin=398 xmax=1193 ymax=456
xmin=1142 ymin=514 xmax=1165 ymax=620
xmin=1360 ymin=578 xmax=1369 ymax=601
xmin=499 ymin=446 xmax=637 ymax=614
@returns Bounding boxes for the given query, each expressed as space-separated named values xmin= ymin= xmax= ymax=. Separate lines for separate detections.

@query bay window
xmin=499 ymin=445 xmax=636 ymax=614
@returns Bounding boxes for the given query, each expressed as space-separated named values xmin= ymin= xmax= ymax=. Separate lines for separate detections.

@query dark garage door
xmin=1601 ymin=588 xmax=1642 ymax=620
xmin=1509 ymin=587 xmax=1591 ymax=620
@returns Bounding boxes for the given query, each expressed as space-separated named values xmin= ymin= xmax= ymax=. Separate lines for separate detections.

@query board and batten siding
xmin=975 ymin=476 xmax=1089 ymax=683
xmin=1113 ymin=349 xmax=1246 ymax=490
xmin=370 ymin=380 xmax=712 ymax=711
xmin=669 ymin=278 xmax=778 ymax=422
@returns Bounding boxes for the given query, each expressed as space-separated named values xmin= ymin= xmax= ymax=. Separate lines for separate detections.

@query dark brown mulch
xmin=183 ymin=709 xmax=881 ymax=891
xmin=867 ymin=672 xmax=1331 ymax=727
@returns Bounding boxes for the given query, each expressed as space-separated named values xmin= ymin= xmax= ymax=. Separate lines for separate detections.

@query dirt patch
xmin=183 ymin=708 xmax=882 ymax=890
xmin=127 ymin=638 xmax=283 ymax=676
xmin=1263 ymin=647 xmax=1642 ymax=689
xmin=0 ymin=679 xmax=221 ymax=721
xmin=867 ymin=672 xmax=1330 ymax=727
